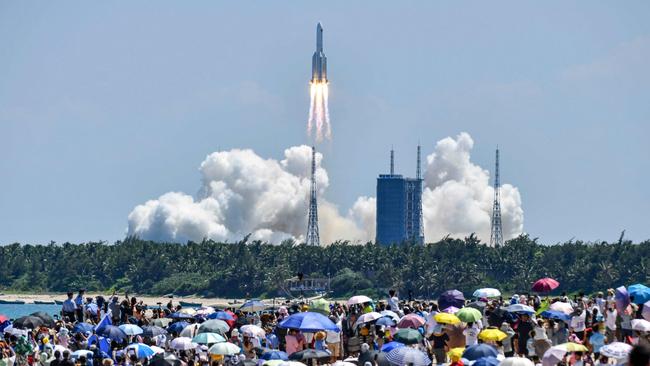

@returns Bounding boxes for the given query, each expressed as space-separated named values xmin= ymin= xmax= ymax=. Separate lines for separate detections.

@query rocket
xmin=311 ymin=22 xmax=327 ymax=83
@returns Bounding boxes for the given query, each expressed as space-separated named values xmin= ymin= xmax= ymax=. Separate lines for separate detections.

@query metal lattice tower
xmin=306 ymin=146 xmax=320 ymax=246
xmin=417 ymin=144 xmax=424 ymax=243
xmin=490 ymin=147 xmax=504 ymax=247
xmin=390 ymin=147 xmax=395 ymax=175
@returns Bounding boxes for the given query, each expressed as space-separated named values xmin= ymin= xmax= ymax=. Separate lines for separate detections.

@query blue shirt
xmin=590 ymin=332 xmax=605 ymax=353
xmin=75 ymin=295 xmax=84 ymax=307
xmin=62 ymin=299 xmax=76 ymax=312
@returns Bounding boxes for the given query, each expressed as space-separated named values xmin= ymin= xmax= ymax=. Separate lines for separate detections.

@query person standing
xmin=387 ymin=290 xmax=399 ymax=313
xmin=516 ymin=314 xmax=534 ymax=357
xmin=74 ymin=290 xmax=85 ymax=322
xmin=61 ymin=292 xmax=76 ymax=323
xmin=605 ymin=305 xmax=617 ymax=343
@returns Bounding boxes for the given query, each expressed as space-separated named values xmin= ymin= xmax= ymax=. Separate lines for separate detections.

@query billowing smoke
xmin=127 ymin=133 xmax=524 ymax=244
xmin=307 ymin=82 xmax=331 ymax=141
xmin=127 ymin=146 xmax=364 ymax=244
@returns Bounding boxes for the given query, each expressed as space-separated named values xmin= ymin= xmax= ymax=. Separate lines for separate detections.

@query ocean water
xmin=0 ymin=304 xmax=61 ymax=320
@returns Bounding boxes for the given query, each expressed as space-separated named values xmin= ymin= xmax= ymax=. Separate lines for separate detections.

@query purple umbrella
xmin=438 ymin=290 xmax=465 ymax=310
xmin=615 ymin=286 xmax=630 ymax=313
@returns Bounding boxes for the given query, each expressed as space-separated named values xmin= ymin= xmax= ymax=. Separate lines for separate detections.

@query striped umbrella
xmin=385 ymin=346 xmax=431 ymax=366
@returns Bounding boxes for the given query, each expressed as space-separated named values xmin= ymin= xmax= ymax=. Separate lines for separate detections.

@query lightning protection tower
xmin=490 ymin=147 xmax=504 ymax=247
xmin=306 ymin=146 xmax=320 ymax=246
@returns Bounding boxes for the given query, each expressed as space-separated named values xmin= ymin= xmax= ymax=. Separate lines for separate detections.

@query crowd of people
xmin=1 ymin=282 xmax=650 ymax=366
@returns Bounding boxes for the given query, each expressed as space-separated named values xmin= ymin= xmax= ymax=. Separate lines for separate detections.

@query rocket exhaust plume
xmin=308 ymin=23 xmax=331 ymax=141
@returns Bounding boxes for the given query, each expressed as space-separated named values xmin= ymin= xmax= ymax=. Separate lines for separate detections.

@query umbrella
xmin=73 ymin=322 xmax=95 ymax=334
xmin=542 ymin=346 xmax=567 ymax=366
xmin=240 ymin=324 xmax=267 ymax=338
xmin=332 ymin=362 xmax=357 ymax=366
xmin=347 ymin=295 xmax=372 ymax=307
xmin=557 ymin=342 xmax=588 ymax=352
xmin=180 ymin=323 xmax=201 ymax=338
xmin=209 ymin=342 xmax=241 ymax=355
xmin=169 ymin=312 xmax=194 ymax=320
xmin=354 ymin=312 xmax=383 ymax=328
xmin=463 ymin=344 xmax=499 ymax=361
xmin=142 ymin=326 xmax=168 ymax=338
xmin=152 ymin=318 xmax=173 ymax=327
xmin=240 ymin=300 xmax=267 ymax=312
xmin=119 ymin=324 xmax=144 ymax=336
xmin=442 ymin=306 xmax=460 ymax=314
xmin=393 ymin=328 xmax=423 ymax=345
xmin=385 ymin=346 xmax=431 ymax=366
xmin=478 ymin=328 xmax=507 ymax=342
xmin=170 ymin=337 xmax=196 ymax=350
xmin=473 ymin=356 xmax=500 ymax=366
xmin=434 ymin=312 xmax=461 ymax=325
xmin=30 ymin=311 xmax=55 ymax=327
xmin=380 ymin=310 xmax=400 ymax=321
xmin=98 ymin=325 xmax=128 ymax=342
xmin=199 ymin=319 xmax=229 ymax=334
xmin=501 ymin=357 xmax=535 ymax=366
xmin=4 ymin=324 xmax=27 ymax=337
xmin=532 ymin=278 xmax=559 ymax=293
xmin=467 ymin=301 xmax=487 ymax=312
xmin=629 ymin=284 xmax=650 ymax=304
xmin=473 ymin=288 xmax=501 ymax=298
xmin=644 ymin=301 xmax=650 ymax=321
xmin=438 ymin=290 xmax=465 ymax=310
xmin=150 ymin=353 xmax=180 ymax=366
xmin=506 ymin=304 xmax=535 ymax=314
xmin=192 ymin=332 xmax=226 ymax=344
xmin=615 ymin=286 xmax=630 ymax=313
xmin=13 ymin=315 xmax=44 ymax=329
xmin=488 ymin=308 xmax=514 ymax=327
xmin=456 ymin=308 xmax=482 ymax=323
xmin=126 ymin=343 xmax=155 ymax=359
xmin=261 ymin=350 xmax=289 ymax=361
xmin=278 ymin=311 xmax=340 ymax=332
xmin=288 ymin=349 xmax=331 ymax=361
xmin=207 ymin=311 xmax=235 ymax=321
xmin=600 ymin=342 xmax=633 ymax=359
xmin=71 ymin=350 xmax=93 ymax=359
xmin=380 ymin=341 xmax=405 ymax=353
xmin=150 ymin=346 xmax=165 ymax=354
xmin=631 ymin=319 xmax=650 ymax=332
xmin=549 ymin=301 xmax=574 ymax=315
xmin=540 ymin=310 xmax=571 ymax=322
xmin=310 ymin=298 xmax=331 ymax=315
xmin=167 ymin=321 xmax=189 ymax=334
xmin=397 ymin=313 xmax=426 ymax=328
xmin=195 ymin=307 xmax=215 ymax=316
xmin=0 ymin=315 xmax=8 ymax=323
xmin=376 ymin=317 xmax=396 ymax=327
xmin=177 ymin=308 xmax=197 ymax=315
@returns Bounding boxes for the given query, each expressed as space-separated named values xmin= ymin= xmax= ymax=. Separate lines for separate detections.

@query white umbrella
xmin=353 ymin=312 xmax=383 ymax=328
xmin=632 ymin=319 xmax=650 ymax=332
xmin=208 ymin=342 xmax=241 ymax=355
xmin=119 ymin=324 xmax=144 ymax=336
xmin=170 ymin=337 xmax=197 ymax=351
xmin=473 ymin=288 xmax=501 ymax=298
xmin=385 ymin=347 xmax=431 ymax=366
xmin=195 ymin=307 xmax=215 ymax=316
xmin=347 ymin=295 xmax=372 ymax=306
xmin=643 ymin=301 xmax=650 ymax=321
xmin=380 ymin=310 xmax=400 ymax=321
xmin=549 ymin=302 xmax=574 ymax=315
xmin=53 ymin=345 xmax=69 ymax=354
xmin=506 ymin=304 xmax=535 ymax=314
xmin=180 ymin=323 xmax=202 ymax=338
xmin=4 ymin=325 xmax=28 ymax=337
xmin=501 ymin=357 xmax=535 ymax=366
xmin=240 ymin=324 xmax=266 ymax=338
xmin=601 ymin=342 xmax=633 ymax=359
xmin=178 ymin=308 xmax=197 ymax=315
xmin=542 ymin=346 xmax=567 ymax=366
xmin=150 ymin=346 xmax=165 ymax=355
xmin=332 ymin=362 xmax=357 ymax=366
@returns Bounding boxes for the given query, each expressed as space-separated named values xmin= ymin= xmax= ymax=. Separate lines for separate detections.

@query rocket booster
xmin=311 ymin=23 xmax=327 ymax=83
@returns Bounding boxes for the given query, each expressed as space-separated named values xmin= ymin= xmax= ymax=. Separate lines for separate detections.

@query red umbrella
xmin=0 ymin=314 xmax=8 ymax=323
xmin=532 ymin=278 xmax=559 ymax=293
xmin=397 ymin=313 xmax=426 ymax=329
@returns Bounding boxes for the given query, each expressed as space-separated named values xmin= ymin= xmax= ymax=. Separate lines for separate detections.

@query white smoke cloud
xmin=127 ymin=133 xmax=524 ymax=245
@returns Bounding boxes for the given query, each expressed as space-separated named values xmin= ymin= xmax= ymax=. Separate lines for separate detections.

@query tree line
xmin=0 ymin=235 xmax=648 ymax=299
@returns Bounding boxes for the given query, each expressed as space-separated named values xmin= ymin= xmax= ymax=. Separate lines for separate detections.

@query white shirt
xmin=464 ymin=324 xmax=480 ymax=346
xmin=571 ymin=311 xmax=586 ymax=332
xmin=388 ymin=296 xmax=399 ymax=312
xmin=605 ymin=309 xmax=617 ymax=330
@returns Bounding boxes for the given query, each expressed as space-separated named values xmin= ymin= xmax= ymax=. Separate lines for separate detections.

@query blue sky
xmin=1 ymin=1 xmax=648 ymax=244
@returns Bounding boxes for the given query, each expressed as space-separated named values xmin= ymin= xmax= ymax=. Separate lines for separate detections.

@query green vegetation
xmin=0 ymin=235 xmax=648 ymax=299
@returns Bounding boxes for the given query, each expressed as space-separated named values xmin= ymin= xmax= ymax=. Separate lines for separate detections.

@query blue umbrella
xmin=540 ymin=310 xmax=571 ymax=322
xmin=97 ymin=325 xmax=127 ymax=342
xmin=463 ymin=344 xmax=499 ymax=361
xmin=278 ymin=312 xmax=340 ymax=332
xmin=438 ymin=290 xmax=465 ymax=310
xmin=261 ymin=350 xmax=289 ymax=361
xmin=71 ymin=350 xmax=94 ymax=360
xmin=167 ymin=321 xmax=189 ymax=334
xmin=628 ymin=284 xmax=650 ymax=304
xmin=381 ymin=341 xmax=405 ymax=353
xmin=73 ymin=322 xmax=95 ymax=334
xmin=126 ymin=343 xmax=155 ymax=359
xmin=142 ymin=326 xmax=168 ymax=338
xmin=376 ymin=317 xmax=396 ymax=327
xmin=169 ymin=312 xmax=194 ymax=320
xmin=473 ymin=356 xmax=500 ymax=366
xmin=207 ymin=311 xmax=234 ymax=321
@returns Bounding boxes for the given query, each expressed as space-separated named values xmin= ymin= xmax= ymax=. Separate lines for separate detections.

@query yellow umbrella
xmin=478 ymin=328 xmax=507 ymax=342
xmin=558 ymin=342 xmax=588 ymax=352
xmin=448 ymin=347 xmax=465 ymax=361
xmin=434 ymin=312 xmax=461 ymax=324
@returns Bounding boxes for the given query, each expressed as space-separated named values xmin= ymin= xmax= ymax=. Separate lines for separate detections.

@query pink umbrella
xmin=615 ymin=286 xmax=630 ymax=313
xmin=532 ymin=278 xmax=560 ymax=293
xmin=397 ymin=314 xmax=426 ymax=329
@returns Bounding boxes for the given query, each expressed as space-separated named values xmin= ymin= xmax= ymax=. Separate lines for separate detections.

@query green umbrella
xmin=393 ymin=328 xmax=423 ymax=345
xmin=192 ymin=332 xmax=226 ymax=344
xmin=198 ymin=319 xmax=229 ymax=334
xmin=310 ymin=298 xmax=330 ymax=315
xmin=456 ymin=307 xmax=482 ymax=323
